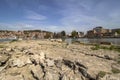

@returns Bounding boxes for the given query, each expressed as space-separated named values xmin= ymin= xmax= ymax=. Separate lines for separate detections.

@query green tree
xmin=116 ymin=30 xmax=120 ymax=34
xmin=61 ymin=31 xmax=66 ymax=37
xmin=71 ymin=30 xmax=78 ymax=38
xmin=60 ymin=31 xmax=66 ymax=41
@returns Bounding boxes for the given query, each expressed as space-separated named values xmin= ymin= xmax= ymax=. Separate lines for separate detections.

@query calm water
xmin=1 ymin=38 xmax=120 ymax=45
xmin=0 ymin=39 xmax=13 ymax=42
xmin=65 ymin=38 xmax=120 ymax=45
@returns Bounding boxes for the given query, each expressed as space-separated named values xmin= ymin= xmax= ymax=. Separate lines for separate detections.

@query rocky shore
xmin=0 ymin=40 xmax=120 ymax=80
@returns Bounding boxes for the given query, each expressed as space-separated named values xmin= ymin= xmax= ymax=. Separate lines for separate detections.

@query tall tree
xmin=71 ymin=30 xmax=78 ymax=38
xmin=61 ymin=31 xmax=66 ymax=37
xmin=60 ymin=30 xmax=66 ymax=41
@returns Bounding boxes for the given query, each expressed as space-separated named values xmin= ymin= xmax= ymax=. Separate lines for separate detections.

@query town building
xmin=0 ymin=30 xmax=53 ymax=39
xmin=78 ymin=32 xmax=84 ymax=37
xmin=87 ymin=26 xmax=112 ymax=38
xmin=111 ymin=28 xmax=120 ymax=37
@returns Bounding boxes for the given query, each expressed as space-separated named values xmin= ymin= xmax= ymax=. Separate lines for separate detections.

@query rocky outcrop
xmin=0 ymin=54 xmax=9 ymax=66
xmin=99 ymin=73 xmax=120 ymax=80
xmin=0 ymin=47 xmax=93 ymax=80
xmin=0 ymin=40 xmax=120 ymax=80
xmin=30 ymin=65 xmax=44 ymax=80
xmin=10 ymin=56 xmax=32 ymax=67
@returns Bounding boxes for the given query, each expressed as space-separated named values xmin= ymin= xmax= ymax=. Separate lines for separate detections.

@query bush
xmin=0 ymin=45 xmax=6 ymax=48
xmin=10 ymin=39 xmax=18 ymax=43
xmin=111 ymin=67 xmax=120 ymax=74
xmin=101 ymin=46 xmax=109 ymax=50
xmin=116 ymin=56 xmax=120 ymax=64
xmin=98 ymin=71 xmax=106 ymax=78
xmin=109 ymin=45 xmax=115 ymax=50
xmin=117 ymin=59 xmax=120 ymax=64
xmin=109 ymin=45 xmax=120 ymax=52
xmin=114 ymin=46 xmax=120 ymax=52
xmin=91 ymin=44 xmax=100 ymax=50
xmin=91 ymin=44 xmax=120 ymax=52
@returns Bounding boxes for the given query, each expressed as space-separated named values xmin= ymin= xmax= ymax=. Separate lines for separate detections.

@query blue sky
xmin=0 ymin=0 xmax=120 ymax=32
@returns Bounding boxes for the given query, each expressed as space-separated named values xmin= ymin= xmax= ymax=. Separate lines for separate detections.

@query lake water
xmin=1 ymin=38 xmax=120 ymax=45
xmin=65 ymin=38 xmax=120 ymax=45
xmin=0 ymin=39 xmax=13 ymax=42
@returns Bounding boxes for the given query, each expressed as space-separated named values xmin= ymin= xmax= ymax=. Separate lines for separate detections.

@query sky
xmin=0 ymin=0 xmax=120 ymax=32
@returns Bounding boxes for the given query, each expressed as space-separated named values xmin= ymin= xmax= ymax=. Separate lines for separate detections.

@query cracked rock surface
xmin=0 ymin=40 xmax=120 ymax=80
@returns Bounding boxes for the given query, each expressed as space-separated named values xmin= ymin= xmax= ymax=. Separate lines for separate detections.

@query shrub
xmin=10 ymin=39 xmax=18 ymax=43
xmin=111 ymin=67 xmax=120 ymax=74
xmin=98 ymin=71 xmax=106 ymax=78
xmin=0 ymin=45 xmax=6 ymax=48
xmin=109 ymin=45 xmax=120 ymax=52
xmin=91 ymin=44 xmax=100 ymax=50
xmin=109 ymin=45 xmax=115 ymax=50
xmin=117 ymin=59 xmax=120 ymax=64
xmin=116 ymin=56 xmax=120 ymax=64
xmin=91 ymin=44 xmax=120 ymax=52
xmin=101 ymin=46 xmax=109 ymax=50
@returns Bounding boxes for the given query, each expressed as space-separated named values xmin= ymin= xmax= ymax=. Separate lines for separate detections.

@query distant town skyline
xmin=0 ymin=0 xmax=120 ymax=32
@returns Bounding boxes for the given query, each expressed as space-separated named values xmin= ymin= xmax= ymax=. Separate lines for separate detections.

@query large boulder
xmin=61 ymin=72 xmax=83 ymax=80
xmin=30 ymin=65 xmax=44 ymax=80
xmin=0 ymin=55 xmax=9 ymax=66
xmin=44 ymin=69 xmax=60 ymax=80
xmin=46 ymin=59 xmax=54 ymax=67
xmin=10 ymin=56 xmax=32 ymax=68
xmin=0 ymin=74 xmax=24 ymax=80
xmin=30 ymin=52 xmax=46 ymax=65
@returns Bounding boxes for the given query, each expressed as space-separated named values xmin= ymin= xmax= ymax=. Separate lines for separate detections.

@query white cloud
xmin=25 ymin=10 xmax=47 ymax=20
xmin=0 ymin=23 xmax=35 ymax=30
xmin=55 ymin=0 xmax=120 ymax=31
xmin=2 ymin=0 xmax=120 ymax=32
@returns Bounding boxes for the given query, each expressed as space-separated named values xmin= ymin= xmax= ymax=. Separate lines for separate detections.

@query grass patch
xmin=98 ymin=71 xmax=106 ymax=78
xmin=109 ymin=45 xmax=115 ymax=50
xmin=111 ymin=67 xmax=120 ymax=74
xmin=91 ymin=44 xmax=120 ymax=52
xmin=110 ymin=45 xmax=120 ymax=52
xmin=116 ymin=56 xmax=120 ymax=64
xmin=38 ymin=43 xmax=43 ymax=45
xmin=91 ymin=44 xmax=100 ymax=50
xmin=0 ymin=45 xmax=6 ymax=48
xmin=117 ymin=60 xmax=120 ymax=64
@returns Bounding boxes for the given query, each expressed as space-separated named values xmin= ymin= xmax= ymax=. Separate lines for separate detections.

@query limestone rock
xmin=0 ymin=74 xmax=24 ymax=80
xmin=104 ymin=55 xmax=113 ymax=60
xmin=46 ymin=59 xmax=54 ymax=67
xmin=0 ymin=40 xmax=120 ymax=80
xmin=100 ymin=74 xmax=120 ymax=80
xmin=30 ymin=52 xmax=46 ymax=65
xmin=111 ymin=63 xmax=120 ymax=71
xmin=0 ymin=55 xmax=9 ymax=66
xmin=63 ymin=59 xmax=75 ymax=70
xmin=11 ymin=56 xmax=32 ymax=67
xmin=44 ymin=70 xmax=60 ymax=80
xmin=30 ymin=65 xmax=44 ymax=80
xmin=62 ymin=74 xmax=83 ymax=80
xmin=54 ymin=59 xmax=62 ymax=69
